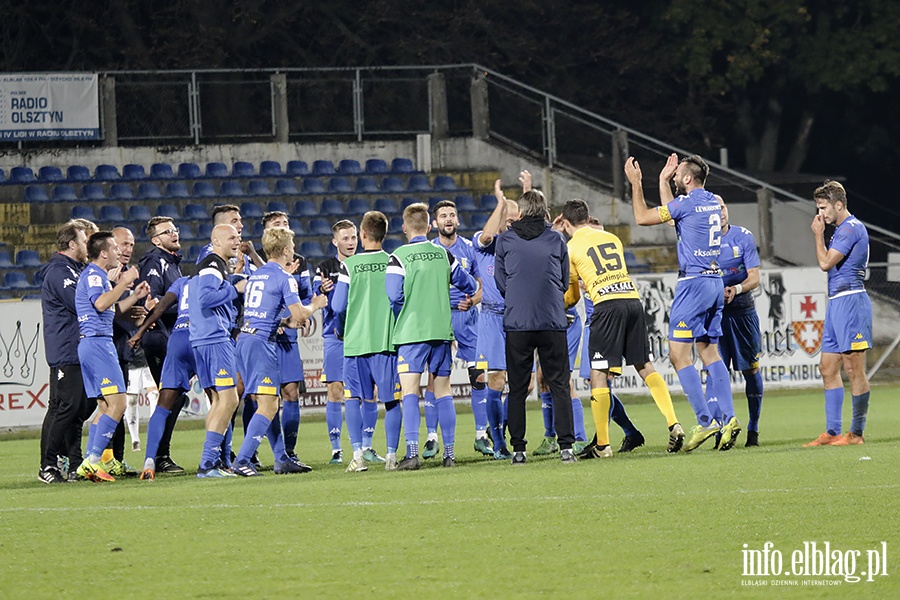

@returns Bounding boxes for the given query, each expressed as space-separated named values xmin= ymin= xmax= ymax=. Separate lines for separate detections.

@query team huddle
xmin=36 ymin=154 xmax=874 ymax=483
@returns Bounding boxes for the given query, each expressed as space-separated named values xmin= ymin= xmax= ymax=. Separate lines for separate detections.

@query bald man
xmin=189 ymin=224 xmax=247 ymax=478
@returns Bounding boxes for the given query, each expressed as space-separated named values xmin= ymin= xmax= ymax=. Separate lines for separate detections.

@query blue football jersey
xmin=719 ymin=225 xmax=760 ymax=310
xmin=76 ymin=262 xmax=114 ymax=337
xmin=473 ymin=232 xmax=504 ymax=315
xmin=166 ymin=276 xmax=191 ymax=331
xmin=242 ymin=262 xmax=302 ymax=340
xmin=827 ymin=215 xmax=869 ymax=297
xmin=433 ymin=235 xmax=480 ymax=308
xmin=189 ymin=254 xmax=238 ymax=346
xmin=663 ymin=188 xmax=723 ymax=277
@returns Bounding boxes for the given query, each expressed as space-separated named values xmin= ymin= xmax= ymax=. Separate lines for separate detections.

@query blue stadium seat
xmin=232 ymin=161 xmax=255 ymax=177
xmin=355 ymin=177 xmax=379 ymax=193
xmin=624 ymin=251 xmax=651 ymax=273
xmin=184 ymin=204 xmax=209 ymax=220
xmin=24 ymin=186 xmax=49 ymax=202
xmin=38 ymin=166 xmax=64 ymax=182
xmin=0 ymin=251 xmax=13 ymax=268
xmin=150 ymin=163 xmax=175 ymax=179
xmin=94 ymin=164 xmax=120 ymax=180
xmin=454 ymin=195 xmax=477 ymax=211
xmin=286 ymin=160 xmax=309 ymax=176
xmin=16 ymin=250 xmax=41 ymax=267
xmin=240 ymin=202 xmax=264 ymax=218
xmin=251 ymin=221 xmax=264 ymax=237
xmin=266 ymin=201 xmax=289 ymax=214
xmin=374 ymin=198 xmax=399 ymax=214
xmin=480 ymin=194 xmax=498 ymax=210
xmin=434 ymin=175 xmax=457 ymax=191
xmin=470 ymin=212 xmax=489 ymax=231
xmin=66 ymin=165 xmax=91 ymax=182
xmin=122 ymin=164 xmax=146 ymax=180
xmin=391 ymin=158 xmax=415 ymax=173
xmin=53 ymin=185 xmax=78 ymax=201
xmin=308 ymin=219 xmax=332 ymax=236
xmin=401 ymin=197 xmax=420 ymax=210
xmin=247 ymin=180 xmax=272 ymax=196
xmin=382 ymin=237 xmax=403 ymax=253
xmin=293 ymin=200 xmax=316 ymax=217
xmin=205 ymin=162 xmax=229 ymax=178
xmin=259 ymin=160 xmax=282 ymax=177
xmin=157 ymin=204 xmax=180 ymax=219
xmin=197 ymin=222 xmax=214 ymax=239
xmin=365 ymin=158 xmax=389 ymax=174
xmin=99 ymin=205 xmax=125 ymax=222
xmin=0 ymin=168 xmax=5 ymax=183
xmin=348 ymin=198 xmax=369 ymax=214
xmin=178 ymin=162 xmax=201 ymax=179
xmin=302 ymin=178 xmax=326 ymax=194
xmin=312 ymin=160 xmax=335 ymax=176
xmin=138 ymin=183 xmax=163 ymax=199
xmin=381 ymin=177 xmax=405 ymax=193
xmin=321 ymin=199 xmax=343 ymax=215
xmin=128 ymin=205 xmax=152 ymax=222
xmin=289 ymin=219 xmax=305 ymax=235
xmin=81 ymin=184 xmax=105 ymax=200
xmin=275 ymin=180 xmax=300 ymax=195
xmin=109 ymin=183 xmax=133 ymax=199
xmin=178 ymin=223 xmax=196 ymax=240
xmin=220 ymin=181 xmax=244 ymax=196
xmin=166 ymin=182 xmax=190 ymax=198
xmin=428 ymin=197 xmax=444 ymax=210
xmin=338 ymin=159 xmax=362 ymax=175
xmin=389 ymin=216 xmax=404 ymax=232
xmin=407 ymin=175 xmax=431 ymax=192
xmin=192 ymin=181 xmax=217 ymax=197
xmin=71 ymin=205 xmax=96 ymax=220
xmin=328 ymin=177 xmax=352 ymax=193
xmin=10 ymin=166 xmax=36 ymax=183
xmin=4 ymin=272 xmax=30 ymax=289
xmin=187 ymin=244 xmax=203 ymax=261
xmin=300 ymin=241 xmax=326 ymax=259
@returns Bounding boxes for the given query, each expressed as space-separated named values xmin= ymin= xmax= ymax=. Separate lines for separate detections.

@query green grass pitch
xmin=1 ymin=385 xmax=898 ymax=599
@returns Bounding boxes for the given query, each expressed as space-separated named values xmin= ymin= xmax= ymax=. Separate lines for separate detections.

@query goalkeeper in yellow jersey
xmin=553 ymin=199 xmax=684 ymax=458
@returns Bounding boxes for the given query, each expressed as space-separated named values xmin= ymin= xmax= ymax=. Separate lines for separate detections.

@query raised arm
xmin=478 ymin=179 xmax=509 ymax=247
xmin=625 ymin=157 xmax=667 ymax=227
xmin=129 ymin=290 xmax=179 ymax=347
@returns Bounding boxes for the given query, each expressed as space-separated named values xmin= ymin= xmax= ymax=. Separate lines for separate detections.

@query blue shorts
xmin=669 ymin=276 xmax=723 ymax=343
xmin=344 ymin=353 xmax=400 ymax=402
xmin=193 ymin=341 xmax=237 ymax=391
xmin=160 ymin=329 xmax=197 ymax=391
xmin=78 ymin=337 xmax=126 ymax=398
xmin=452 ymin=309 xmax=479 ymax=362
xmin=822 ymin=292 xmax=872 ymax=354
xmin=397 ymin=341 xmax=453 ymax=376
xmin=475 ymin=311 xmax=506 ymax=371
xmin=578 ymin=325 xmax=591 ymax=379
xmin=277 ymin=339 xmax=304 ymax=384
xmin=566 ymin=312 xmax=582 ymax=371
xmin=322 ymin=336 xmax=344 ymax=383
xmin=236 ymin=334 xmax=280 ymax=395
xmin=719 ymin=308 xmax=762 ymax=371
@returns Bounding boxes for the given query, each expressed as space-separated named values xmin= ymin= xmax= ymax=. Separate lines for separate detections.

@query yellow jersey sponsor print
xmin=565 ymin=226 xmax=639 ymax=308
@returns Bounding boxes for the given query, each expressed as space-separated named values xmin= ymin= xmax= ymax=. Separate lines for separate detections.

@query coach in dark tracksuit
xmin=137 ymin=217 xmax=184 ymax=473
xmin=37 ymin=221 xmax=93 ymax=483
xmin=494 ymin=190 xmax=575 ymax=462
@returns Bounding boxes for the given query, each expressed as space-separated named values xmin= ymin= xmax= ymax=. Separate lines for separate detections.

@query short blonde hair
xmin=262 ymin=226 xmax=295 ymax=258
xmin=402 ymin=203 xmax=429 ymax=234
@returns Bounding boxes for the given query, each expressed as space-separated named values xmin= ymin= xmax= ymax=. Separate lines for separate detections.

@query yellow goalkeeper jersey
xmin=564 ymin=225 xmax=639 ymax=308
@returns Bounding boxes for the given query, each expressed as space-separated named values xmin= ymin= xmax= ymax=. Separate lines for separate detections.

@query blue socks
xmin=472 ymin=387 xmax=489 ymax=433
xmin=540 ymin=391 xmax=554 ymax=437
xmin=706 ymin=360 xmax=735 ymax=423
xmin=383 ymin=401 xmax=402 ymax=454
xmin=87 ymin=414 xmax=118 ymax=462
xmin=86 ymin=423 xmax=97 ymax=459
xmin=326 ymin=401 xmax=343 ymax=451
xmin=402 ymin=393 xmax=420 ymax=455
xmin=242 ymin=399 xmax=257 ymax=435
xmin=486 ymin=387 xmax=505 ymax=450
xmin=345 ymin=399 xmax=363 ymax=451
xmin=435 ymin=395 xmax=456 ymax=447
xmin=236 ymin=413 xmax=271 ymax=465
xmin=200 ymin=431 xmax=226 ymax=470
xmin=423 ymin=390 xmax=438 ymax=436
xmin=362 ymin=401 xmax=378 ymax=448
xmin=266 ymin=411 xmax=289 ymax=463
xmin=282 ymin=400 xmax=300 ymax=454
xmin=610 ymin=394 xmax=638 ymax=437
xmin=677 ymin=366 xmax=712 ymax=426
xmin=571 ymin=397 xmax=586 ymax=442
xmin=745 ymin=370 xmax=763 ymax=432
xmin=824 ymin=387 xmax=844 ymax=435
xmin=851 ymin=391 xmax=870 ymax=436
xmin=144 ymin=405 xmax=170 ymax=464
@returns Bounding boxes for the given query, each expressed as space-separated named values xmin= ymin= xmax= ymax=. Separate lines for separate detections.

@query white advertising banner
xmin=0 ymin=73 xmax=100 ymax=140
xmin=0 ymin=266 xmax=829 ymax=428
